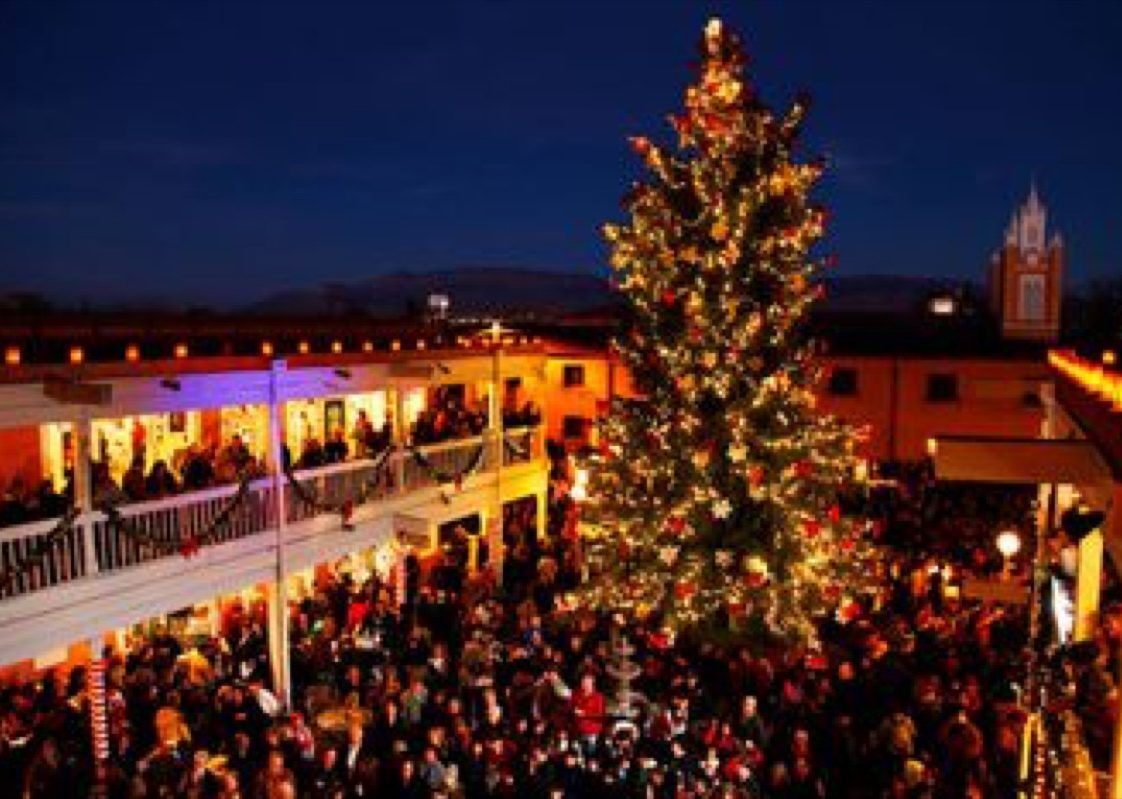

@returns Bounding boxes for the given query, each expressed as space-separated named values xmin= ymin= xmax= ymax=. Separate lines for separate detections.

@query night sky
xmin=2 ymin=1 xmax=1120 ymax=306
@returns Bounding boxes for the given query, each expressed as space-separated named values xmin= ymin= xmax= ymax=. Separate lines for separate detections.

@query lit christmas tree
xmin=582 ymin=18 xmax=873 ymax=643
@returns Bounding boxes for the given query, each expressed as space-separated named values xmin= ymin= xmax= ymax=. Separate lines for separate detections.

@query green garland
xmin=101 ymin=474 xmax=255 ymax=558
xmin=502 ymin=432 xmax=532 ymax=462
xmin=285 ymin=445 xmax=396 ymax=529
xmin=0 ymin=508 xmax=82 ymax=591
xmin=408 ymin=443 xmax=487 ymax=486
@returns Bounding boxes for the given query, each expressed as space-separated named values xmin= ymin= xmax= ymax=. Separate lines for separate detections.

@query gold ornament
xmin=710 ymin=219 xmax=729 ymax=241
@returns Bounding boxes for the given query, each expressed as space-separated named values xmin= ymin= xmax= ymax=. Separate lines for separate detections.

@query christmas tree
xmin=582 ymin=18 xmax=872 ymax=643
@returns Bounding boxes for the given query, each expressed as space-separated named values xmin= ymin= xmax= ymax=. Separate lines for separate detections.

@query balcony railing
xmin=502 ymin=425 xmax=542 ymax=466
xmin=0 ymin=431 xmax=541 ymax=603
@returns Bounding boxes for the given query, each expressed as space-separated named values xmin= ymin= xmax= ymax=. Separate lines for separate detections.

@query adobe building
xmin=541 ymin=185 xmax=1067 ymax=462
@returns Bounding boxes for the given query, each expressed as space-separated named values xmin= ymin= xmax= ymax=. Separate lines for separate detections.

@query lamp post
xmin=996 ymin=530 xmax=1022 ymax=582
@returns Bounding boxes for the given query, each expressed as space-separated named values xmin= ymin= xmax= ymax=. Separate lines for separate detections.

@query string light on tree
xmin=578 ymin=18 xmax=874 ymax=643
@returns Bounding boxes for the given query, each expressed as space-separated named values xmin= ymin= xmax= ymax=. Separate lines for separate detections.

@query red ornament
xmin=823 ymin=584 xmax=842 ymax=602
xmin=803 ymin=519 xmax=821 ymax=538
xmin=665 ymin=516 xmax=687 ymax=535
xmin=629 ymin=136 xmax=653 ymax=157
xmin=828 ymin=504 xmax=841 ymax=524
xmin=748 ymin=466 xmax=765 ymax=487
xmin=744 ymin=571 xmax=767 ymax=589
xmin=727 ymin=600 xmax=746 ymax=617
xmin=661 ymin=289 xmax=678 ymax=307
xmin=839 ymin=537 xmax=855 ymax=553
xmin=793 ymin=460 xmax=814 ymax=479
xmin=179 ymin=536 xmax=201 ymax=559
xmin=674 ymin=581 xmax=696 ymax=600
xmin=839 ymin=599 xmax=862 ymax=623
xmin=688 ymin=326 xmax=703 ymax=343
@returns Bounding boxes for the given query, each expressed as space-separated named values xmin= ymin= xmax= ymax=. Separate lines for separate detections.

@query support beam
xmin=1073 ymin=530 xmax=1103 ymax=642
xmin=266 ymin=361 xmax=291 ymax=706
xmin=932 ymin=437 xmax=1109 ymax=484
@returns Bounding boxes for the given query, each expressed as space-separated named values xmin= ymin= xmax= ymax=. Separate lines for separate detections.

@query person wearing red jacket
xmin=570 ymin=672 xmax=606 ymax=751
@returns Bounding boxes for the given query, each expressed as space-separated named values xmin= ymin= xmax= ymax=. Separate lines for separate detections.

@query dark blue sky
xmin=2 ymin=1 xmax=1120 ymax=305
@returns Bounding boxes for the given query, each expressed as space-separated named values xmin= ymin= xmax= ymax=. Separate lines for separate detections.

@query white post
xmin=393 ymin=387 xmax=407 ymax=494
xmin=74 ymin=413 xmax=98 ymax=577
xmin=266 ymin=361 xmax=291 ymax=706
xmin=535 ymin=487 xmax=548 ymax=545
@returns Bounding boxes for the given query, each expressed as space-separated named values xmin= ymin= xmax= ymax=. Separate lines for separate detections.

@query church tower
xmin=988 ymin=183 xmax=1063 ymax=342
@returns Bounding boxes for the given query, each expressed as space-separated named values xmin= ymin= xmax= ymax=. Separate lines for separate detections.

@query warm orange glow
xmin=4 ymin=346 xmax=20 ymax=366
xmin=1104 ymin=350 xmax=1117 ymax=366
xmin=125 ymin=344 xmax=140 ymax=362
xmin=1050 ymin=349 xmax=1122 ymax=410
xmin=174 ymin=343 xmax=189 ymax=359
xmin=69 ymin=346 xmax=84 ymax=365
xmin=416 ymin=339 xmax=426 ymax=350
xmin=332 ymin=340 xmax=343 ymax=354
xmin=298 ymin=340 xmax=310 ymax=355
xmin=261 ymin=341 xmax=274 ymax=357
xmin=391 ymin=340 xmax=401 ymax=352
xmin=362 ymin=340 xmax=374 ymax=353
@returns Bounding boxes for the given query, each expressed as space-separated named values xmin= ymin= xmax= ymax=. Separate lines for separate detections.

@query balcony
xmin=0 ymin=428 xmax=546 ymax=663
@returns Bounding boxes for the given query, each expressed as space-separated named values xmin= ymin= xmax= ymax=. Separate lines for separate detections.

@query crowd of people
xmin=0 ymin=436 xmax=266 ymax=528
xmin=0 ymin=393 xmax=545 ymax=530
xmin=409 ymin=388 xmax=541 ymax=447
xmin=0 ymin=454 xmax=1091 ymax=799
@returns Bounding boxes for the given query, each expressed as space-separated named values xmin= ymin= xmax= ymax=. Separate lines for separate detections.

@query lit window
xmin=563 ymin=365 xmax=585 ymax=388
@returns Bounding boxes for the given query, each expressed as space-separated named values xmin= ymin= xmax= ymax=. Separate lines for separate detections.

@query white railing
xmin=0 ymin=432 xmax=542 ymax=603
xmin=285 ymin=454 xmax=397 ymax=524
xmin=91 ymin=479 xmax=277 ymax=573
xmin=502 ymin=425 xmax=543 ymax=466
xmin=402 ymin=435 xmax=491 ymax=492
xmin=0 ymin=516 xmax=88 ymax=600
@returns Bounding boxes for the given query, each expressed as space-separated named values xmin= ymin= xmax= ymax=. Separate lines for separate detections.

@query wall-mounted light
xmin=362 ymin=340 xmax=374 ymax=353
xmin=125 ymin=344 xmax=140 ymax=363
xmin=261 ymin=341 xmax=274 ymax=357
xmin=298 ymin=340 xmax=310 ymax=355
xmin=160 ymin=378 xmax=182 ymax=392
xmin=69 ymin=346 xmax=84 ymax=365
xmin=416 ymin=339 xmax=426 ymax=350
xmin=174 ymin=343 xmax=189 ymax=359
xmin=332 ymin=340 xmax=343 ymax=354
xmin=4 ymin=346 xmax=20 ymax=366
xmin=391 ymin=340 xmax=401 ymax=352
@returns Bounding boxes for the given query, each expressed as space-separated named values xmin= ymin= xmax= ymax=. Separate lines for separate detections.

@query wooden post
xmin=1073 ymin=528 xmax=1103 ymax=643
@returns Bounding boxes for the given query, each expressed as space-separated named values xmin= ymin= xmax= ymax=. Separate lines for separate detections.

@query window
xmin=926 ymin=373 xmax=959 ymax=403
xmin=1018 ymin=273 xmax=1045 ymax=322
xmin=562 ymin=416 xmax=587 ymax=440
xmin=562 ymin=364 xmax=585 ymax=388
xmin=827 ymin=367 xmax=859 ymax=397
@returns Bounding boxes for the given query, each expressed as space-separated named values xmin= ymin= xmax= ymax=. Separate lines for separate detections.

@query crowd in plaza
xmin=0 ymin=452 xmax=1067 ymax=798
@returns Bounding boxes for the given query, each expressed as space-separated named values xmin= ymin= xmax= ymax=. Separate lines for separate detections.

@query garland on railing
xmin=0 ymin=508 xmax=82 ymax=591
xmin=408 ymin=443 xmax=487 ymax=501
xmin=503 ymin=433 xmax=532 ymax=462
xmin=284 ymin=446 xmax=396 ymax=530
xmin=101 ymin=473 xmax=255 ymax=559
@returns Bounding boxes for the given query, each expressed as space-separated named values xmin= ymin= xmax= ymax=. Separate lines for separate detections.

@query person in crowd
xmin=1 ymin=453 xmax=1061 ymax=798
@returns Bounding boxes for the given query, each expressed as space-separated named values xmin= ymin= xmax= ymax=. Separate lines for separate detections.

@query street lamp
xmin=996 ymin=529 xmax=1022 ymax=580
